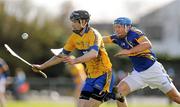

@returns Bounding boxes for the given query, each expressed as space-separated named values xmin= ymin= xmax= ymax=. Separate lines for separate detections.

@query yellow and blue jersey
xmin=63 ymin=27 xmax=112 ymax=78
xmin=106 ymin=27 xmax=156 ymax=72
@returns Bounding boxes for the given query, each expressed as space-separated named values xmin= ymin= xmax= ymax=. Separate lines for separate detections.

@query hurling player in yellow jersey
xmin=103 ymin=17 xmax=180 ymax=106
xmin=32 ymin=10 xmax=116 ymax=107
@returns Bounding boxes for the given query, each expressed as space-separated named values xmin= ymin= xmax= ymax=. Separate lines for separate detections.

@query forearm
xmin=41 ymin=56 xmax=64 ymax=69
xmin=129 ymin=42 xmax=151 ymax=54
xmin=74 ymin=50 xmax=98 ymax=64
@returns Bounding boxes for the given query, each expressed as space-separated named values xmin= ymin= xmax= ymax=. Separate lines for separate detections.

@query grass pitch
xmin=7 ymin=100 xmax=179 ymax=107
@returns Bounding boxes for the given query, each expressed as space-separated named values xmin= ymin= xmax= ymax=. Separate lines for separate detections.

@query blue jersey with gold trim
xmin=109 ymin=27 xmax=156 ymax=72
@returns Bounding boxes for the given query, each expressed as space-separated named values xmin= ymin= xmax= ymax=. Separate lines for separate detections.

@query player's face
xmin=71 ymin=20 xmax=82 ymax=31
xmin=113 ymin=24 xmax=127 ymax=38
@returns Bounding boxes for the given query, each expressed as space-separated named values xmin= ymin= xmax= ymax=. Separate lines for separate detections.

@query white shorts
xmin=0 ymin=77 xmax=6 ymax=93
xmin=123 ymin=61 xmax=175 ymax=94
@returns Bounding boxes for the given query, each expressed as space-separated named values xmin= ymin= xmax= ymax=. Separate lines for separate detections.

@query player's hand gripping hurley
xmin=4 ymin=44 xmax=47 ymax=78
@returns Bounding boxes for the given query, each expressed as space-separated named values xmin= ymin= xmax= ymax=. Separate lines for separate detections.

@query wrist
xmin=40 ymin=64 xmax=46 ymax=70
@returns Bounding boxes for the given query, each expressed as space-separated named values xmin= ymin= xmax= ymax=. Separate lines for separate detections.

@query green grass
xmin=8 ymin=101 xmax=74 ymax=107
xmin=7 ymin=101 xmax=179 ymax=107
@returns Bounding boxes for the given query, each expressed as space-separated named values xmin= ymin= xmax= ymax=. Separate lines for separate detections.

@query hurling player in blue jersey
xmin=103 ymin=17 xmax=180 ymax=105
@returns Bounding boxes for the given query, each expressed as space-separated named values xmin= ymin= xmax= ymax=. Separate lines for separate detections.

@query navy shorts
xmin=82 ymin=73 xmax=114 ymax=92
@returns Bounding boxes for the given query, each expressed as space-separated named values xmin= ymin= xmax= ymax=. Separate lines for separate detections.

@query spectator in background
xmin=13 ymin=68 xmax=29 ymax=100
xmin=0 ymin=58 xmax=9 ymax=107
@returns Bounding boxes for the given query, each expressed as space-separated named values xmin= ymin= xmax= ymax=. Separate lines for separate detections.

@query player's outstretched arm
xmin=75 ymin=50 xmax=98 ymax=63
xmin=115 ymin=36 xmax=152 ymax=57
xmin=32 ymin=56 xmax=64 ymax=70
xmin=64 ymin=50 xmax=98 ymax=64
xmin=128 ymin=36 xmax=152 ymax=54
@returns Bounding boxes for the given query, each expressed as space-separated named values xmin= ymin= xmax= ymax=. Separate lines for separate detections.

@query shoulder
xmin=90 ymin=27 xmax=102 ymax=37
xmin=67 ymin=33 xmax=78 ymax=40
xmin=128 ymin=27 xmax=144 ymax=39
xmin=129 ymin=27 xmax=144 ymax=36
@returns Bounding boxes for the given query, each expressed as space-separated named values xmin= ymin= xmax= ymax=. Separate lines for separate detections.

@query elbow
xmin=92 ymin=52 xmax=98 ymax=58
xmin=90 ymin=50 xmax=98 ymax=59
xmin=90 ymin=51 xmax=98 ymax=59
xmin=144 ymin=42 xmax=152 ymax=49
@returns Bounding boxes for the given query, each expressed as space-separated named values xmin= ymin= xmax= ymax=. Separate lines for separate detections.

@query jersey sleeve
xmin=131 ymin=28 xmax=146 ymax=43
xmin=63 ymin=35 xmax=75 ymax=55
xmin=136 ymin=35 xmax=147 ymax=43
xmin=134 ymin=30 xmax=147 ymax=43
xmin=90 ymin=29 xmax=102 ymax=52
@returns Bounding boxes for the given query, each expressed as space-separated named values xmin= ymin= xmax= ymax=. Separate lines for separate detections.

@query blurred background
xmin=0 ymin=0 xmax=180 ymax=107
